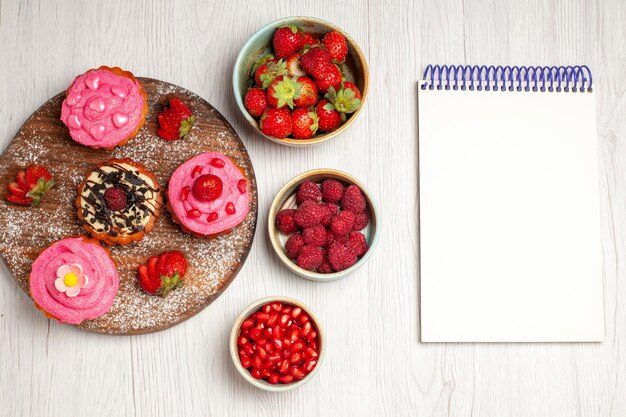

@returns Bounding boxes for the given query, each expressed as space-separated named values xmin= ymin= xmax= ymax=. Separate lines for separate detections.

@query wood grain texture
xmin=0 ymin=77 xmax=258 ymax=335
xmin=0 ymin=0 xmax=624 ymax=416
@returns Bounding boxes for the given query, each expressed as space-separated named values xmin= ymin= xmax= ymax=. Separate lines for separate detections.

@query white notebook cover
xmin=418 ymin=82 xmax=604 ymax=342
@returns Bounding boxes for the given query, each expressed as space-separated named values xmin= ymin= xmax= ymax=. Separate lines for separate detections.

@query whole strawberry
xmin=322 ymin=31 xmax=348 ymax=63
xmin=260 ymin=108 xmax=292 ymax=138
xmin=273 ymin=26 xmax=301 ymax=59
xmin=255 ymin=59 xmax=287 ymax=89
xmin=299 ymin=32 xmax=319 ymax=50
xmin=293 ymin=76 xmax=318 ymax=108
xmin=291 ymin=108 xmax=319 ymax=139
xmin=315 ymin=64 xmax=342 ymax=93
xmin=267 ymin=76 xmax=300 ymax=109
xmin=6 ymin=165 xmax=55 ymax=206
xmin=300 ymin=46 xmax=332 ymax=79
xmin=244 ymin=87 xmax=268 ymax=118
xmin=137 ymin=250 xmax=188 ymax=297
xmin=315 ymin=99 xmax=342 ymax=132
xmin=157 ymin=98 xmax=195 ymax=140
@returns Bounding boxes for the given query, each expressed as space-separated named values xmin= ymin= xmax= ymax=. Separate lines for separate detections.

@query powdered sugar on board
xmin=0 ymin=77 xmax=258 ymax=334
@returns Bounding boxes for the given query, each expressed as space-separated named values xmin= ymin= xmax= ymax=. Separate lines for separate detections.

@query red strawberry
xmin=157 ymin=98 xmax=195 ymax=140
xmin=273 ymin=26 xmax=301 ymax=59
xmin=342 ymin=81 xmax=361 ymax=99
xmin=6 ymin=165 xmax=55 ymax=206
xmin=250 ymin=53 xmax=275 ymax=79
xmin=300 ymin=46 xmax=332 ymax=78
xmin=137 ymin=251 xmax=188 ymax=297
xmin=315 ymin=99 xmax=342 ymax=132
xmin=299 ymin=32 xmax=319 ymax=50
xmin=192 ymin=174 xmax=223 ymax=202
xmin=286 ymin=53 xmax=307 ymax=77
xmin=293 ymin=76 xmax=318 ymax=108
xmin=291 ymin=108 xmax=319 ymax=139
xmin=104 ymin=187 xmax=128 ymax=211
xmin=260 ymin=108 xmax=292 ymax=139
xmin=267 ymin=76 xmax=300 ymax=109
xmin=324 ymin=82 xmax=362 ymax=120
xmin=315 ymin=64 xmax=342 ymax=93
xmin=255 ymin=59 xmax=287 ymax=89
xmin=322 ymin=31 xmax=348 ymax=63
xmin=244 ymin=87 xmax=268 ymax=118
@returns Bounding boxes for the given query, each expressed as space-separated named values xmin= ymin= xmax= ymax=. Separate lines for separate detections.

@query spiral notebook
xmin=418 ymin=65 xmax=604 ymax=342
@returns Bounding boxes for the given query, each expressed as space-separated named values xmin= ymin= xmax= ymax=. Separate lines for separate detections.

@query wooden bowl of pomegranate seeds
xmin=229 ymin=296 xmax=325 ymax=392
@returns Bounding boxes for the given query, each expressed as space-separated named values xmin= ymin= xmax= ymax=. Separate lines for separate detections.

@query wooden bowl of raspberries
xmin=268 ymin=169 xmax=379 ymax=281
xmin=233 ymin=17 xmax=368 ymax=146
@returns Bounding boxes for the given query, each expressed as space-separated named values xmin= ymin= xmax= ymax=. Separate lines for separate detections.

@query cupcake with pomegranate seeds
xmin=167 ymin=152 xmax=250 ymax=237
xmin=61 ymin=66 xmax=148 ymax=149
xmin=76 ymin=158 xmax=163 ymax=246
xmin=29 ymin=236 xmax=119 ymax=325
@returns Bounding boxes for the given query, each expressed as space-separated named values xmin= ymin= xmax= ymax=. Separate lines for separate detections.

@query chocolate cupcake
xmin=76 ymin=158 xmax=163 ymax=245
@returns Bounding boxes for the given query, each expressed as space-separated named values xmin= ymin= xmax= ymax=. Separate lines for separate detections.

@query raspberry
xmin=284 ymin=233 xmax=305 ymax=259
xmin=293 ymin=201 xmax=324 ymax=228
xmin=302 ymin=224 xmax=327 ymax=246
xmin=321 ymin=179 xmax=345 ymax=204
xmin=325 ymin=230 xmax=348 ymax=248
xmin=275 ymin=209 xmax=300 ymax=234
xmin=320 ymin=203 xmax=338 ymax=226
xmin=296 ymin=245 xmax=325 ymax=271
xmin=341 ymin=185 xmax=366 ymax=213
xmin=104 ymin=187 xmax=128 ymax=211
xmin=330 ymin=210 xmax=355 ymax=236
xmin=353 ymin=211 xmax=369 ymax=231
xmin=346 ymin=231 xmax=368 ymax=256
xmin=296 ymin=180 xmax=322 ymax=205
xmin=318 ymin=256 xmax=334 ymax=273
xmin=328 ymin=242 xmax=358 ymax=271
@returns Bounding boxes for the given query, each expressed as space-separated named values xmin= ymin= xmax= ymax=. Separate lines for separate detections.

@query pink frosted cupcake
xmin=60 ymin=66 xmax=148 ymax=149
xmin=29 ymin=236 xmax=119 ymax=325
xmin=167 ymin=152 xmax=251 ymax=237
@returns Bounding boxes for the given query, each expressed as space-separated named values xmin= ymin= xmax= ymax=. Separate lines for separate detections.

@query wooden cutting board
xmin=0 ymin=77 xmax=258 ymax=335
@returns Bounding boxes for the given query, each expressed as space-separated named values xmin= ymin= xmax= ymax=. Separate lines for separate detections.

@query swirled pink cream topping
xmin=168 ymin=152 xmax=250 ymax=235
xmin=29 ymin=237 xmax=119 ymax=324
xmin=60 ymin=69 xmax=145 ymax=148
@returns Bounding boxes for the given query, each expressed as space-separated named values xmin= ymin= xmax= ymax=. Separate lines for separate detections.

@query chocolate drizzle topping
xmin=80 ymin=162 xmax=160 ymax=236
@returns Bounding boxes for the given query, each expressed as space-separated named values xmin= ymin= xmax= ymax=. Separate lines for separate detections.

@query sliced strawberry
xmin=7 ymin=182 xmax=28 ymax=197
xmin=16 ymin=171 xmax=29 ymax=190
xmin=157 ymin=112 xmax=173 ymax=132
xmin=137 ymin=264 xmax=149 ymax=283
xmin=157 ymin=128 xmax=179 ymax=140
xmin=147 ymin=255 xmax=160 ymax=281
xmin=7 ymin=194 xmax=33 ymax=205
xmin=170 ymin=98 xmax=192 ymax=118
xmin=25 ymin=165 xmax=52 ymax=187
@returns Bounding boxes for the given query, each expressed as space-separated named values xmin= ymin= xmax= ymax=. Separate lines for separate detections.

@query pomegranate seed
xmin=241 ymin=319 xmax=254 ymax=329
xmin=250 ymin=369 xmax=262 ymax=379
xmin=187 ymin=209 xmax=201 ymax=218
xmin=180 ymin=186 xmax=190 ymax=201
xmin=290 ymin=366 xmax=306 ymax=380
xmin=291 ymin=307 xmax=302 ymax=318
xmin=240 ymin=356 xmax=252 ymax=368
xmin=303 ymin=359 xmax=317 ymax=373
xmin=263 ymin=328 xmax=273 ymax=339
xmin=249 ymin=327 xmax=261 ymax=340
xmin=279 ymin=359 xmax=289 ymax=374
xmin=282 ymin=306 xmax=292 ymax=314
xmin=268 ymin=352 xmax=281 ymax=362
xmin=237 ymin=336 xmax=249 ymax=347
xmin=252 ymin=355 xmax=262 ymax=369
xmin=274 ymin=326 xmax=284 ymax=339
xmin=255 ymin=313 xmax=270 ymax=322
xmin=271 ymin=302 xmax=282 ymax=311
xmin=269 ymin=373 xmax=279 ymax=384
xmin=243 ymin=345 xmax=254 ymax=356
xmin=304 ymin=347 xmax=319 ymax=359
xmin=256 ymin=338 xmax=267 ymax=348
xmin=289 ymin=352 xmax=302 ymax=363
xmin=211 ymin=158 xmax=225 ymax=168
xmin=309 ymin=341 xmax=318 ymax=351
xmin=283 ymin=338 xmax=293 ymax=349
xmin=291 ymin=340 xmax=304 ymax=352
xmin=261 ymin=369 xmax=271 ymax=379
xmin=267 ymin=314 xmax=278 ymax=327
xmin=206 ymin=212 xmax=218 ymax=222
xmin=226 ymin=202 xmax=236 ymax=214
xmin=257 ymin=347 xmax=267 ymax=359
xmin=298 ymin=315 xmax=309 ymax=325
xmin=279 ymin=314 xmax=290 ymax=328
xmin=191 ymin=165 xmax=203 ymax=178
xmin=273 ymin=338 xmax=283 ymax=350
xmin=262 ymin=304 xmax=272 ymax=314
xmin=301 ymin=321 xmax=312 ymax=337
xmin=279 ymin=374 xmax=294 ymax=384
xmin=237 ymin=179 xmax=247 ymax=194
xmin=263 ymin=359 xmax=275 ymax=370
xmin=307 ymin=331 xmax=317 ymax=342
xmin=287 ymin=327 xmax=300 ymax=343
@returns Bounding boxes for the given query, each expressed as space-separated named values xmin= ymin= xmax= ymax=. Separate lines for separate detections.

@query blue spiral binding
xmin=421 ymin=65 xmax=593 ymax=92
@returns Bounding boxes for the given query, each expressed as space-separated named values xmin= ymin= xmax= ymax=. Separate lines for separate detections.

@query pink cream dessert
xmin=60 ymin=66 xmax=148 ymax=149
xmin=29 ymin=236 xmax=119 ymax=325
xmin=168 ymin=152 xmax=251 ymax=236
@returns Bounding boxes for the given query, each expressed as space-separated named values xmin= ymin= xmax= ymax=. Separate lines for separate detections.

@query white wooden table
xmin=1 ymin=1 xmax=625 ymax=416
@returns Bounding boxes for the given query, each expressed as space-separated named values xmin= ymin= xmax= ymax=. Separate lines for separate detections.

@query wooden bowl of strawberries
xmin=233 ymin=17 xmax=368 ymax=146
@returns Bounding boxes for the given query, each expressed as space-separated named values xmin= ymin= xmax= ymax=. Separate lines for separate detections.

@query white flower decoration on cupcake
xmin=55 ymin=263 xmax=89 ymax=297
